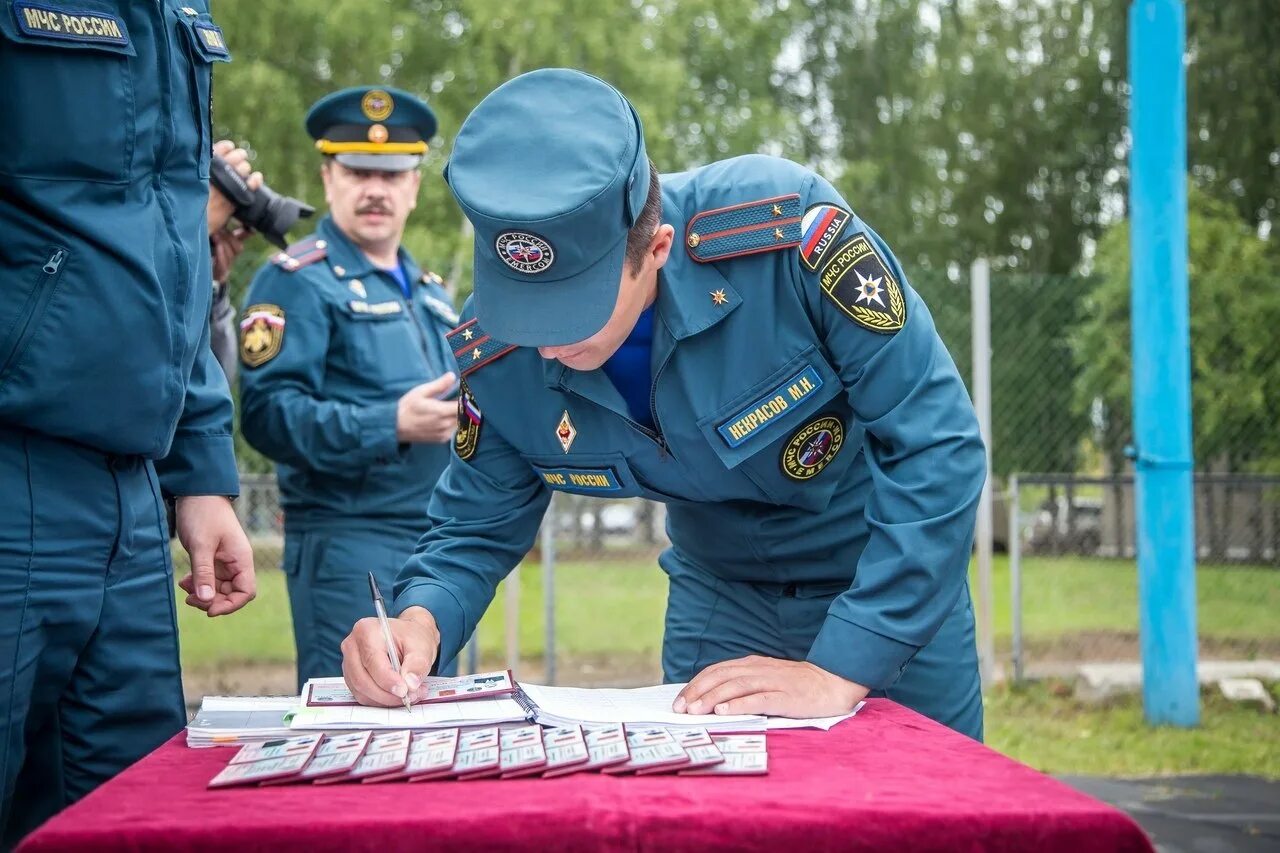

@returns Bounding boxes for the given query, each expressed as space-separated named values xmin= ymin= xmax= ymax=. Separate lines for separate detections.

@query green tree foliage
xmin=212 ymin=0 xmax=801 ymax=303
xmin=1075 ymin=189 xmax=1280 ymax=471
xmin=786 ymin=0 xmax=1127 ymax=274
xmin=786 ymin=0 xmax=1129 ymax=474
xmin=1187 ymin=1 xmax=1280 ymax=233
xmin=210 ymin=1 xmax=1278 ymax=476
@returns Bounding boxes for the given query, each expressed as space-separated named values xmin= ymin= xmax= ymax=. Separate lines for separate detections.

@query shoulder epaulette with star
xmin=685 ymin=193 xmax=802 ymax=263
xmin=270 ymin=236 xmax=327 ymax=272
xmin=446 ymin=319 xmax=517 ymax=377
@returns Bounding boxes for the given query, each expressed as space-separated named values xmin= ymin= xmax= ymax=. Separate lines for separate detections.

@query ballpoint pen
xmin=368 ymin=571 xmax=413 ymax=712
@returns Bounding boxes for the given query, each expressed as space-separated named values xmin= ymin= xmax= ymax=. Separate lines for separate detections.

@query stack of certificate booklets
xmin=208 ymin=724 xmax=769 ymax=788
xmin=187 ymin=695 xmax=310 ymax=748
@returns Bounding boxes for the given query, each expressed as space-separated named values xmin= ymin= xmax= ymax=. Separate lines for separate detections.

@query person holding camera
xmin=0 ymin=5 xmax=255 ymax=845
xmin=238 ymin=86 xmax=460 ymax=689
xmin=206 ymin=139 xmax=263 ymax=382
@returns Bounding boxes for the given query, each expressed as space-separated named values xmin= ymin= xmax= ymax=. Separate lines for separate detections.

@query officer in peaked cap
xmin=240 ymin=85 xmax=460 ymax=690
xmin=340 ymin=69 xmax=987 ymax=740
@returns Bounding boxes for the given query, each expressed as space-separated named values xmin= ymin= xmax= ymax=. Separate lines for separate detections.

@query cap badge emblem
xmin=361 ymin=90 xmax=393 ymax=121
xmin=495 ymin=231 xmax=555 ymax=274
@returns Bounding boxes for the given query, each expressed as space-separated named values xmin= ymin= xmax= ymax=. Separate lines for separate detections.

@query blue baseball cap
xmin=306 ymin=85 xmax=437 ymax=172
xmin=444 ymin=69 xmax=651 ymax=347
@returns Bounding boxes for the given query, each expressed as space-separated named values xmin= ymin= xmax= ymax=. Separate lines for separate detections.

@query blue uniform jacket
xmin=239 ymin=216 xmax=459 ymax=534
xmin=397 ymin=155 xmax=986 ymax=690
xmin=0 ymin=1 xmax=238 ymax=497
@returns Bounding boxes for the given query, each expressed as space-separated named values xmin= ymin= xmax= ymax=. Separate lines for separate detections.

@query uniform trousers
xmin=0 ymin=426 xmax=185 ymax=849
xmin=283 ymin=525 xmax=458 ymax=692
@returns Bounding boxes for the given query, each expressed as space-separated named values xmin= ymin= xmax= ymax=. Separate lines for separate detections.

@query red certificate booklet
xmin=304 ymin=671 xmax=516 ymax=707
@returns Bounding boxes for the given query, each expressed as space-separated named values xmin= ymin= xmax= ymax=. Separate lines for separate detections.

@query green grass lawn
xmin=175 ymin=548 xmax=1280 ymax=777
xmin=174 ymin=553 xmax=670 ymax=669
xmin=176 ymin=549 xmax=1280 ymax=668
xmin=985 ymin=680 xmax=1280 ymax=778
xmin=979 ymin=556 xmax=1280 ymax=643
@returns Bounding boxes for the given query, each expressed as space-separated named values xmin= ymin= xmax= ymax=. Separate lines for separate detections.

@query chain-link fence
xmin=1006 ymin=474 xmax=1280 ymax=682
xmin=909 ymin=268 xmax=1280 ymax=681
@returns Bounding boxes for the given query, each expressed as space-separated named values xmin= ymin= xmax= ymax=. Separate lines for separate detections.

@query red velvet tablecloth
xmin=19 ymin=699 xmax=1151 ymax=852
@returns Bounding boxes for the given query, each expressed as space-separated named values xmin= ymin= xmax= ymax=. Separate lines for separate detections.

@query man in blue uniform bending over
xmin=340 ymin=69 xmax=987 ymax=738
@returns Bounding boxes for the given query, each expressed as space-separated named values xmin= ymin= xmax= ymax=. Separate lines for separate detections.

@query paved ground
xmin=1061 ymin=775 xmax=1279 ymax=852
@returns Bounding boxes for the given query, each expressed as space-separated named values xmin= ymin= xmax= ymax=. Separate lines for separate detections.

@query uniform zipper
xmin=644 ymin=315 xmax=678 ymax=459
xmin=561 ymin=388 xmax=669 ymax=460
xmin=563 ymin=349 xmax=674 ymax=459
xmin=644 ymin=350 xmax=672 ymax=459
xmin=556 ymin=313 xmax=676 ymax=459
xmin=400 ymin=290 xmax=435 ymax=370
xmin=0 ymin=249 xmax=68 ymax=382
xmin=43 ymin=250 xmax=65 ymax=275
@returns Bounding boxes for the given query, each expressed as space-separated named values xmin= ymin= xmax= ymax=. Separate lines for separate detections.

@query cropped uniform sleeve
xmin=154 ymin=298 xmax=240 ymax=498
xmin=392 ymin=383 xmax=550 ymax=670
xmin=792 ymin=173 xmax=986 ymax=690
xmin=238 ymin=265 xmax=401 ymax=474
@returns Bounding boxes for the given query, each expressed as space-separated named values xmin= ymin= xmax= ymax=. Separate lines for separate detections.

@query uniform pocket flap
xmin=176 ymin=12 xmax=230 ymax=63
xmin=695 ymin=345 xmax=843 ymax=470
xmin=1 ymin=1 xmax=136 ymax=55
xmin=521 ymin=452 xmax=641 ymax=497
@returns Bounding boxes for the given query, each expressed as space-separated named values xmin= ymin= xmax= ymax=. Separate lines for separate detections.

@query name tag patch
xmin=715 ymin=365 xmax=823 ymax=448
xmin=15 ymin=2 xmax=129 ymax=46
xmin=193 ymin=22 xmax=229 ymax=57
xmin=533 ymin=466 xmax=622 ymax=493
xmin=348 ymin=300 xmax=403 ymax=316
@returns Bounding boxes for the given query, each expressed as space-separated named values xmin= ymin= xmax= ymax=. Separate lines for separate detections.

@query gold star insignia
xmin=462 ymin=328 xmax=474 ymax=341
xmin=711 ymin=289 xmax=728 ymax=306
xmin=774 ymin=228 xmax=785 ymax=241
xmin=772 ymin=204 xmax=783 ymax=217
xmin=472 ymin=347 xmax=482 ymax=360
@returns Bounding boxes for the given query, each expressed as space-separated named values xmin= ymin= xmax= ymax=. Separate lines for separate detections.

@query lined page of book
xmin=518 ymin=683 xmax=765 ymax=732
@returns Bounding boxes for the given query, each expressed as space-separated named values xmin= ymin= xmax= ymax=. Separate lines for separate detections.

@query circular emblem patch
xmin=495 ymin=231 xmax=555 ymax=274
xmin=780 ymin=414 xmax=844 ymax=481
xmin=361 ymin=89 xmax=394 ymax=121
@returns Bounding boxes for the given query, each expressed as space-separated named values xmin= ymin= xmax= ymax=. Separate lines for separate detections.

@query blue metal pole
xmin=1128 ymin=0 xmax=1199 ymax=726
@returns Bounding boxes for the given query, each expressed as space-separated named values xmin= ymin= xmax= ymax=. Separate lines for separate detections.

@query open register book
xmin=288 ymin=677 xmax=861 ymax=734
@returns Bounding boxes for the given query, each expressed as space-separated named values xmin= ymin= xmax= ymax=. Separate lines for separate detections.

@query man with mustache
xmin=239 ymin=86 xmax=460 ymax=688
